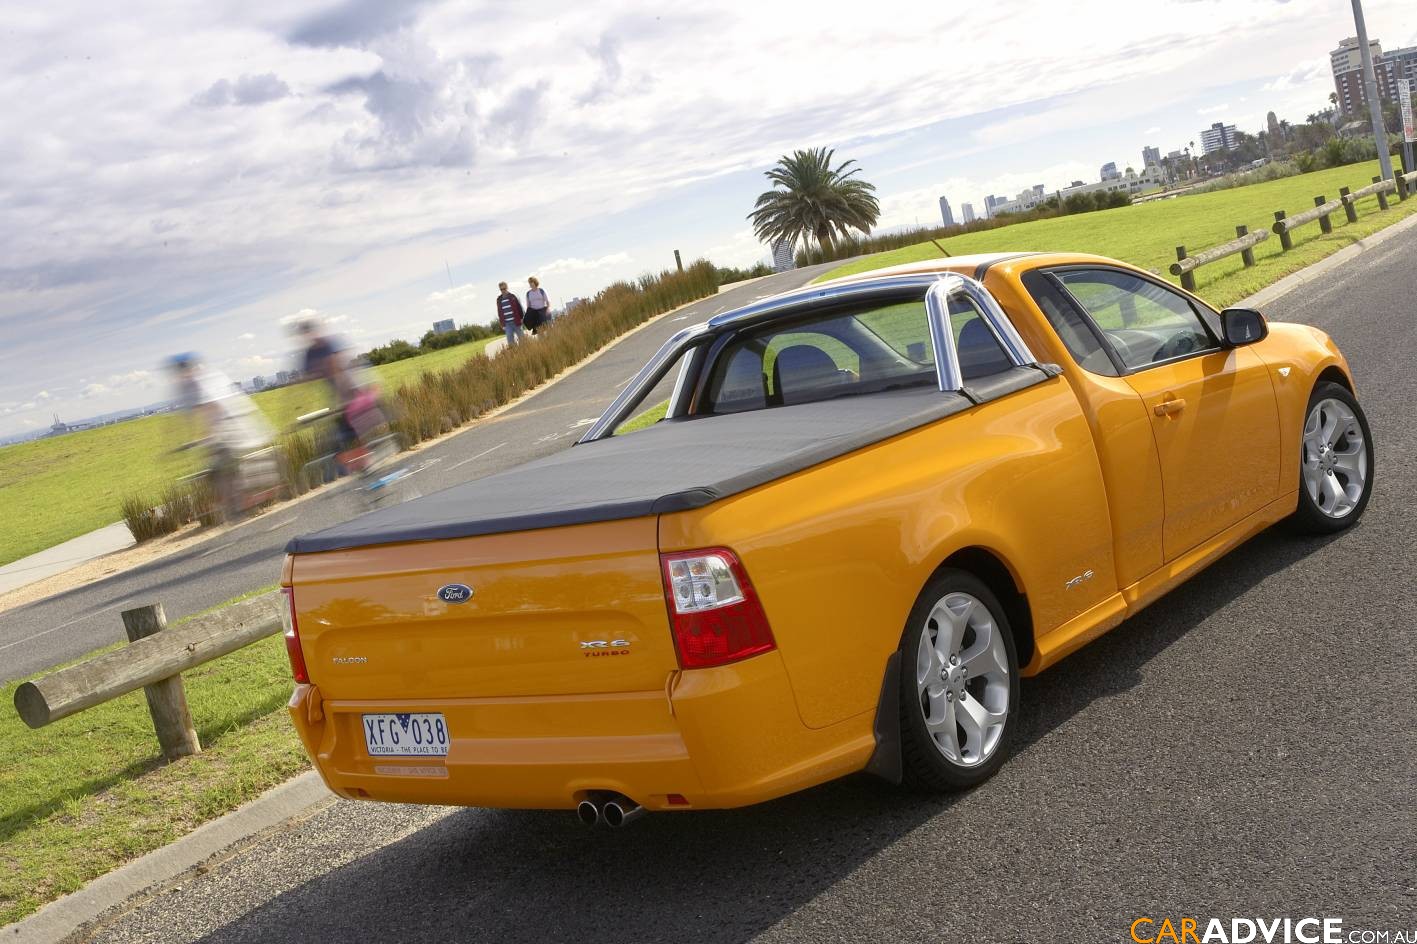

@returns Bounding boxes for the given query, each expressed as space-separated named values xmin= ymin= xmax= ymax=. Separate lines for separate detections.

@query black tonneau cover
xmin=286 ymin=369 xmax=1047 ymax=554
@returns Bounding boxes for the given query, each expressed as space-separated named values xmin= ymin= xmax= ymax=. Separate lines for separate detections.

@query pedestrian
xmin=495 ymin=281 xmax=525 ymax=347
xmin=524 ymin=276 xmax=551 ymax=336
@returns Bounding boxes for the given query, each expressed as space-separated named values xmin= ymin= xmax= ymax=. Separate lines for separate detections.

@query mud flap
xmin=864 ymin=650 xmax=903 ymax=784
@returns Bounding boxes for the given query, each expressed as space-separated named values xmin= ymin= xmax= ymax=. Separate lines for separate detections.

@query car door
xmin=1051 ymin=267 xmax=1281 ymax=561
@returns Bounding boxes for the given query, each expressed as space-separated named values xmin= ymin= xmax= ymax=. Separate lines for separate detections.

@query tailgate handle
xmin=1153 ymin=397 xmax=1186 ymax=417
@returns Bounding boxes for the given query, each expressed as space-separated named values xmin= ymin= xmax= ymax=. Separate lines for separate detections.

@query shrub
xmin=277 ymin=430 xmax=320 ymax=496
xmin=388 ymin=261 xmax=721 ymax=448
xmin=123 ymin=261 xmax=722 ymax=524
xmin=120 ymin=477 xmax=214 ymax=542
xmin=715 ymin=261 xmax=775 ymax=284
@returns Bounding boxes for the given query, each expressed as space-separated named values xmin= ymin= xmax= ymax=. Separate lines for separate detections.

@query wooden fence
xmin=1171 ymin=168 xmax=1417 ymax=290
xmin=13 ymin=592 xmax=283 ymax=761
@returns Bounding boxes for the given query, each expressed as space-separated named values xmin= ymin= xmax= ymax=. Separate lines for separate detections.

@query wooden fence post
xmin=1175 ymin=246 xmax=1195 ymax=291
xmin=1398 ymin=174 xmax=1408 ymax=201
xmin=1372 ymin=177 xmax=1389 ymax=211
xmin=1274 ymin=210 xmax=1293 ymax=250
xmin=121 ymin=604 xmax=201 ymax=762
xmin=1339 ymin=187 xmax=1359 ymax=223
xmin=1315 ymin=196 xmax=1332 ymax=234
xmin=673 ymin=250 xmax=683 ymax=273
xmin=1236 ymin=226 xmax=1256 ymax=267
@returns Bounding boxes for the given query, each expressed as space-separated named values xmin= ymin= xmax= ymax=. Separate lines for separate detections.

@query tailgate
xmin=288 ymin=518 xmax=677 ymax=700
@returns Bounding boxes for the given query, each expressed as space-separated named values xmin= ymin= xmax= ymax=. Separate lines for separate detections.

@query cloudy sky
xmin=3 ymin=0 xmax=1413 ymax=437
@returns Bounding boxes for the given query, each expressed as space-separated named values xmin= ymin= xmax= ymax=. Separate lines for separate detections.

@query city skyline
xmin=3 ymin=0 xmax=1415 ymax=437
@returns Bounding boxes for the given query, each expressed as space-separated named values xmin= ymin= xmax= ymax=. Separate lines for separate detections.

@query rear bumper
xmin=289 ymin=651 xmax=874 ymax=810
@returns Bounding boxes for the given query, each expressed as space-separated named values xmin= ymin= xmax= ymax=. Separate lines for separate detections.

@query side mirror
xmin=1220 ymin=308 xmax=1267 ymax=346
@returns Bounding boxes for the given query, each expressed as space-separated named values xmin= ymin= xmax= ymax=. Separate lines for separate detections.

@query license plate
xmin=362 ymin=713 xmax=449 ymax=757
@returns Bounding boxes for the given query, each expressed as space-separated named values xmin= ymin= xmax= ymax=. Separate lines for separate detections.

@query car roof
xmin=814 ymin=251 xmax=1139 ymax=287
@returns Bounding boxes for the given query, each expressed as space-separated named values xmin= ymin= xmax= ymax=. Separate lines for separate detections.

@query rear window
xmin=701 ymin=296 xmax=1011 ymax=413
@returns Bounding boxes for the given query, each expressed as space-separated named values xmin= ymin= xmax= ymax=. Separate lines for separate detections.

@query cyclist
xmin=292 ymin=317 xmax=385 ymax=472
xmin=167 ymin=353 xmax=275 ymax=522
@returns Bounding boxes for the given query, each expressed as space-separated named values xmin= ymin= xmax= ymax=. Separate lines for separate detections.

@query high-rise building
xmin=432 ymin=318 xmax=455 ymax=334
xmin=771 ymin=240 xmax=796 ymax=272
xmin=1141 ymin=146 xmax=1161 ymax=168
xmin=938 ymin=196 xmax=955 ymax=227
xmin=1331 ymin=36 xmax=1400 ymax=113
xmin=983 ymin=194 xmax=1008 ymax=218
xmin=961 ymin=202 xmax=976 ymax=224
xmin=1200 ymin=122 xmax=1239 ymax=154
xmin=1100 ymin=162 xmax=1120 ymax=181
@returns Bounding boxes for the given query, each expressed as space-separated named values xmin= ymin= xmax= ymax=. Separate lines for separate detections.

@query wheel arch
xmin=933 ymin=546 xmax=1035 ymax=671
xmin=865 ymin=543 xmax=1035 ymax=785
xmin=1316 ymin=364 xmax=1353 ymax=394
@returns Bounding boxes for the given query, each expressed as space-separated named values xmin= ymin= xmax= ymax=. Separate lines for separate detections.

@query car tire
xmin=1290 ymin=381 xmax=1374 ymax=534
xmin=897 ymin=569 xmax=1020 ymax=792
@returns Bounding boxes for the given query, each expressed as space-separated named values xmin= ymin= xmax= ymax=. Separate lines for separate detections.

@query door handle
xmin=1153 ymin=397 xmax=1187 ymax=417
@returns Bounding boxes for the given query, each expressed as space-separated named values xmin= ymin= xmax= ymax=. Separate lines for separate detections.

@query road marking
xmin=614 ymin=375 xmax=635 ymax=389
xmin=447 ymin=442 xmax=507 ymax=472
xmin=199 ymin=542 xmax=235 ymax=560
xmin=670 ymin=315 xmax=690 ymax=321
xmin=262 ymin=517 xmax=297 ymax=532
xmin=0 ymin=606 xmax=118 ymax=653
xmin=569 ymin=417 xmax=597 ymax=428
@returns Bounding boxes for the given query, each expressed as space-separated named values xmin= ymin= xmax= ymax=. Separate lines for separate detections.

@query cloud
xmin=192 ymin=74 xmax=292 ymax=108
xmin=237 ymin=332 xmax=255 ymax=341
xmin=81 ymin=383 xmax=109 ymax=398
xmin=577 ymin=35 xmax=623 ymax=104
xmin=1264 ymin=55 xmax=1330 ymax=93
xmin=289 ymin=0 xmax=438 ymax=48
xmin=426 ymin=283 xmax=477 ymax=305
xmin=280 ymin=307 xmax=324 ymax=327
xmin=0 ymin=0 xmax=1365 ymax=437
xmin=1144 ymin=126 xmax=1161 ymax=135
xmin=1197 ymin=103 xmax=1230 ymax=115
xmin=107 ymin=369 xmax=154 ymax=388
xmin=35 ymin=390 xmax=52 ymax=401
xmin=536 ymin=253 xmax=632 ymax=276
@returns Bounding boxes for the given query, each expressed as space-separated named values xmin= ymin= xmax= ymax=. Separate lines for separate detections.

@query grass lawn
xmin=817 ymin=159 xmax=1417 ymax=309
xmin=0 ymin=586 xmax=307 ymax=925
xmin=0 ymin=336 xmax=497 ymax=567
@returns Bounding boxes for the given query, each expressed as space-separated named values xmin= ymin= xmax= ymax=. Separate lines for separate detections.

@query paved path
xmin=81 ymin=235 xmax=1417 ymax=943
xmin=0 ymin=264 xmax=836 ymax=683
xmin=0 ymin=522 xmax=134 ymax=596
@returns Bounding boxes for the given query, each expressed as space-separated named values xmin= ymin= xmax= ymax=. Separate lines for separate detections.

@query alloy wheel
xmin=914 ymin=591 xmax=1010 ymax=767
xmin=1302 ymin=397 xmax=1367 ymax=519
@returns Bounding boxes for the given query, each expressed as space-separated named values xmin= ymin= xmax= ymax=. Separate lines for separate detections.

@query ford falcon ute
xmin=281 ymin=252 xmax=1374 ymax=824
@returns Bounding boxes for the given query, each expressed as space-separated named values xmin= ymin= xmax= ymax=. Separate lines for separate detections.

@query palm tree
xmin=748 ymin=147 xmax=880 ymax=255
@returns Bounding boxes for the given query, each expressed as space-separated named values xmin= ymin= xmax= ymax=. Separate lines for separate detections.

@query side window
xmin=764 ymin=331 xmax=858 ymax=405
xmin=856 ymin=302 xmax=935 ymax=366
xmin=1021 ymin=272 xmax=1119 ymax=376
xmin=1055 ymin=269 xmax=1218 ymax=370
xmin=700 ymin=301 xmax=938 ymax=414
xmin=948 ymin=297 xmax=1013 ymax=381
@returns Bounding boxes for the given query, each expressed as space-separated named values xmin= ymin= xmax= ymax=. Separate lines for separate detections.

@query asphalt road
xmin=0 ymin=265 xmax=840 ymax=684
xmin=60 ymin=238 xmax=1417 ymax=942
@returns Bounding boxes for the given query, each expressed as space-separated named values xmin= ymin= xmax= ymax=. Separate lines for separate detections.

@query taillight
xmin=660 ymin=548 xmax=775 ymax=669
xmin=280 ymin=587 xmax=310 ymax=684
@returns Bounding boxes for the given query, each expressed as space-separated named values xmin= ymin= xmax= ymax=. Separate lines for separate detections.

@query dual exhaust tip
xmin=577 ymin=793 xmax=643 ymax=828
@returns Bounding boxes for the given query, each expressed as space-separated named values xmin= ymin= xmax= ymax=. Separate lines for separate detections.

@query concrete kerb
xmin=1238 ymin=209 xmax=1417 ymax=309
xmin=3 ymin=772 xmax=334 ymax=943
xmin=12 ymin=227 xmax=1413 ymax=940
